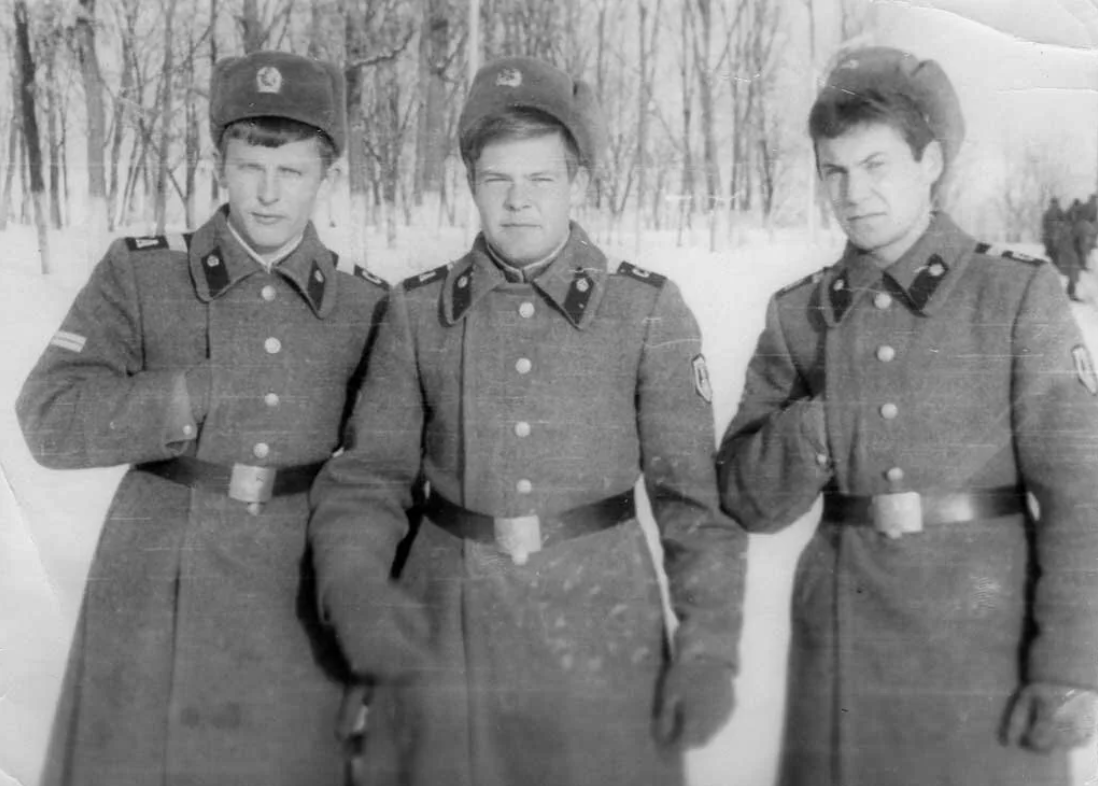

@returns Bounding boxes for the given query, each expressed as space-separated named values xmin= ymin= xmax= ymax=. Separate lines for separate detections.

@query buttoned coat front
xmin=17 ymin=209 xmax=386 ymax=786
xmin=718 ymin=214 xmax=1098 ymax=786
xmin=309 ymin=226 xmax=746 ymax=786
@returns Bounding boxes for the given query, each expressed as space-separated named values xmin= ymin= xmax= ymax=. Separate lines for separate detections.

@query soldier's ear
xmin=212 ymin=149 xmax=227 ymax=187
xmin=921 ymin=139 xmax=944 ymax=187
xmin=569 ymin=166 xmax=590 ymax=208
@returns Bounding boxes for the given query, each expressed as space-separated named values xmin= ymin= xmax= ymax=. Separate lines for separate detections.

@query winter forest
xmin=1 ymin=0 xmax=1094 ymax=273
xmin=3 ymin=2 xmax=1098 ymax=785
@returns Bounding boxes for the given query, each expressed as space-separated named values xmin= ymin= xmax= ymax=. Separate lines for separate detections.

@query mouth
xmin=846 ymin=213 xmax=883 ymax=223
xmin=252 ymin=213 xmax=283 ymax=226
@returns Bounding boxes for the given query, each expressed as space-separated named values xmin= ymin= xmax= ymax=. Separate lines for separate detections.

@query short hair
xmin=461 ymin=108 xmax=582 ymax=180
xmin=809 ymin=89 xmax=935 ymax=162
xmin=218 ymin=116 xmax=338 ymax=171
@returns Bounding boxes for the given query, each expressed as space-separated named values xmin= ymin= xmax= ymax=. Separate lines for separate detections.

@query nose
xmin=504 ymin=180 xmax=532 ymax=210
xmin=257 ymin=169 xmax=279 ymax=204
xmin=844 ymin=170 xmax=869 ymax=206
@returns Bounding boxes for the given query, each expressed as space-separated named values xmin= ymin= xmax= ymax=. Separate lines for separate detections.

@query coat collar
xmin=821 ymin=212 xmax=976 ymax=326
xmin=187 ymin=207 xmax=338 ymax=318
xmin=442 ymin=223 xmax=607 ymax=329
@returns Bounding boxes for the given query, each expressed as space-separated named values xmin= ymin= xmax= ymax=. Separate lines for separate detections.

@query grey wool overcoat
xmin=309 ymin=225 xmax=747 ymax=786
xmin=718 ymin=213 xmax=1098 ymax=786
xmin=17 ymin=208 xmax=387 ymax=786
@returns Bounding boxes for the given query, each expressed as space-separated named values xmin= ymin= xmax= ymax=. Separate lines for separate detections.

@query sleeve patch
xmin=1073 ymin=345 xmax=1098 ymax=395
xmin=124 ymin=235 xmax=169 ymax=252
xmin=692 ymin=354 xmax=713 ymax=403
xmin=50 ymin=330 xmax=86 ymax=353
xmin=617 ymin=261 xmax=666 ymax=287
xmin=353 ymin=265 xmax=390 ymax=290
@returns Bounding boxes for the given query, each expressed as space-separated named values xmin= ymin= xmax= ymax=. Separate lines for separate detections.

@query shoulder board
xmin=124 ymin=233 xmax=191 ymax=253
xmin=352 ymin=264 xmax=389 ymax=290
xmin=973 ymin=242 xmax=1044 ymax=265
xmin=616 ymin=261 xmax=666 ymax=287
xmin=403 ymin=263 xmax=450 ymax=291
xmin=777 ymin=269 xmax=824 ymax=297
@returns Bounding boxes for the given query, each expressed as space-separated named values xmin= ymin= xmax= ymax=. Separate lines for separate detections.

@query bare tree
xmin=153 ymin=0 xmax=177 ymax=232
xmin=75 ymin=0 xmax=109 ymax=237
xmin=15 ymin=0 xmax=50 ymax=273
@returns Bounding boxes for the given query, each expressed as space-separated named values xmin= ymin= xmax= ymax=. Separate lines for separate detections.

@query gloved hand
xmin=1002 ymin=682 xmax=1098 ymax=752
xmin=331 ymin=584 xmax=434 ymax=683
xmin=336 ymin=681 xmax=373 ymax=753
xmin=652 ymin=658 xmax=736 ymax=751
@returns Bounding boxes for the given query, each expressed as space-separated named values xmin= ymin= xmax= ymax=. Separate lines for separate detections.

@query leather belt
xmin=136 ymin=456 xmax=325 ymax=504
xmin=424 ymin=489 xmax=636 ymax=564
xmin=823 ymin=487 xmax=1026 ymax=539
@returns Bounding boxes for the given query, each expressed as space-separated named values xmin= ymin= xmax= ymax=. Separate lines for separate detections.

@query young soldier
xmin=18 ymin=51 xmax=388 ymax=786
xmin=309 ymin=56 xmax=746 ymax=786
xmin=717 ymin=47 xmax=1098 ymax=786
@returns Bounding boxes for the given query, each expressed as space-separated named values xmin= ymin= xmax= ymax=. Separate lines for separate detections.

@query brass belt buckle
xmin=493 ymin=515 xmax=542 ymax=566
xmin=869 ymin=491 xmax=923 ymax=539
xmin=228 ymin=463 xmax=277 ymax=504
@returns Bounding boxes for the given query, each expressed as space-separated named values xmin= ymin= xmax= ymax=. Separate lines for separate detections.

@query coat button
xmin=874 ymin=292 xmax=892 ymax=310
xmin=261 ymin=285 xmax=276 ymax=302
xmin=815 ymin=453 xmax=829 ymax=467
xmin=515 ymin=358 xmax=532 ymax=374
xmin=885 ymin=467 xmax=905 ymax=483
xmin=247 ymin=502 xmax=262 ymax=516
xmin=880 ymin=402 xmax=898 ymax=420
xmin=514 ymin=421 xmax=531 ymax=437
xmin=876 ymin=345 xmax=896 ymax=362
xmin=182 ymin=424 xmax=195 ymax=437
xmin=264 ymin=337 xmax=282 ymax=354
xmin=518 ymin=302 xmax=535 ymax=319
xmin=253 ymin=442 xmax=270 ymax=459
xmin=516 ymin=478 xmax=533 ymax=494
xmin=264 ymin=393 xmax=280 ymax=407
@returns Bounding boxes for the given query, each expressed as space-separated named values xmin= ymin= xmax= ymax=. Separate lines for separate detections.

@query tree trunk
xmin=185 ymin=44 xmax=199 ymax=229
xmin=154 ymin=0 xmax=177 ymax=233
xmin=15 ymin=0 xmax=50 ymax=273
xmin=1 ymin=64 xmax=22 ymax=231
xmin=694 ymin=0 xmax=720 ymax=216
xmin=46 ymin=53 xmax=63 ymax=228
xmin=678 ymin=0 xmax=695 ymax=245
xmin=414 ymin=0 xmax=449 ymax=207
xmin=345 ymin=1 xmax=370 ymax=261
xmin=209 ymin=0 xmax=220 ymax=210
xmin=241 ymin=0 xmax=266 ymax=53
xmin=76 ymin=0 xmax=109 ymax=242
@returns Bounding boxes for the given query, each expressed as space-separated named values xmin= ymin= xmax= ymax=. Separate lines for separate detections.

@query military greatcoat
xmin=309 ymin=224 xmax=746 ymax=786
xmin=718 ymin=213 xmax=1098 ymax=786
xmin=17 ymin=208 xmax=387 ymax=786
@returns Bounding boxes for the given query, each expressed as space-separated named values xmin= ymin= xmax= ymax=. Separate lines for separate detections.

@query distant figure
xmin=1041 ymin=196 xmax=1064 ymax=263
xmin=1086 ymin=192 xmax=1098 ymax=223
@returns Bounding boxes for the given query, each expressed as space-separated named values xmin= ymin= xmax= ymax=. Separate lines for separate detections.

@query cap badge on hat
xmin=837 ymin=58 xmax=860 ymax=71
xmin=495 ymin=67 xmax=523 ymax=88
xmin=256 ymin=66 xmax=283 ymax=94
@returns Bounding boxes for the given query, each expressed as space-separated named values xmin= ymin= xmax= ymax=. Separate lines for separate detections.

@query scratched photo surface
xmin=2 ymin=1 xmax=1097 ymax=784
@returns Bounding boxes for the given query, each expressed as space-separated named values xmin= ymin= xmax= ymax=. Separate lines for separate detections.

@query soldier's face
xmin=817 ymin=122 xmax=943 ymax=265
xmin=218 ymin=137 xmax=335 ymax=256
xmin=471 ymin=133 xmax=589 ymax=267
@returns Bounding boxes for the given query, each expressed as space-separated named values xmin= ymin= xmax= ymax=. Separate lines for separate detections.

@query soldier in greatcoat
xmin=1041 ymin=196 xmax=1064 ymax=265
xmin=308 ymin=56 xmax=747 ymax=786
xmin=717 ymin=47 xmax=1098 ymax=786
xmin=17 ymin=51 xmax=388 ymax=786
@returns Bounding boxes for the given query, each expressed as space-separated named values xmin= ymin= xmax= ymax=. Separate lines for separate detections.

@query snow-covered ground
xmin=2 ymin=217 xmax=1096 ymax=786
